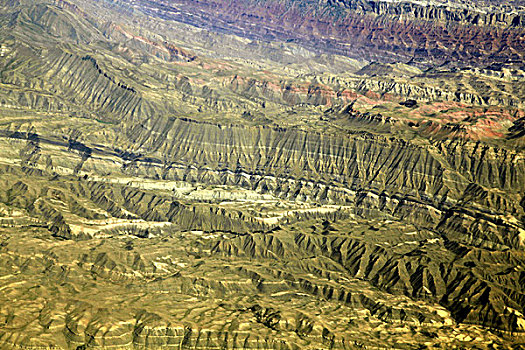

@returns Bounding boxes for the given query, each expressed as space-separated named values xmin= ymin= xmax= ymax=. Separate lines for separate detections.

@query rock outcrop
xmin=0 ymin=0 xmax=525 ymax=348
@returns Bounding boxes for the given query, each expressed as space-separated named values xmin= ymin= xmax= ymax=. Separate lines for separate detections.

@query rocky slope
xmin=131 ymin=0 xmax=525 ymax=67
xmin=0 ymin=0 xmax=525 ymax=348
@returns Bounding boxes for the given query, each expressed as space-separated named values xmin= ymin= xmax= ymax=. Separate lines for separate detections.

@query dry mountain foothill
xmin=0 ymin=0 xmax=525 ymax=348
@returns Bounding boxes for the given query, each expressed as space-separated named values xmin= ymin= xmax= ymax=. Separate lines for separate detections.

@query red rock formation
xmin=136 ymin=0 xmax=525 ymax=66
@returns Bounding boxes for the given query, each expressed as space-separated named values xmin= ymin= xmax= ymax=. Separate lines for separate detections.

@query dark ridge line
xmin=81 ymin=55 xmax=136 ymax=93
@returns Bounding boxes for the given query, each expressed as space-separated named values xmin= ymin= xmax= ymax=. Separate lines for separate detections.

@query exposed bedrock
xmin=132 ymin=0 xmax=525 ymax=66
xmin=2 ymin=116 xmax=522 ymax=250
xmin=114 ymin=118 xmax=525 ymax=249
xmin=212 ymin=229 xmax=525 ymax=332
xmin=344 ymin=0 xmax=525 ymax=27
